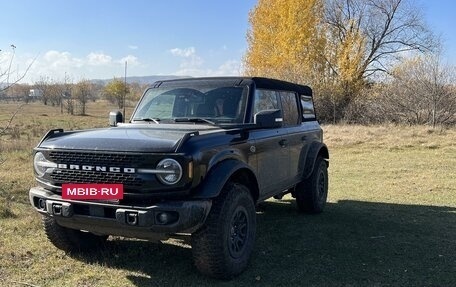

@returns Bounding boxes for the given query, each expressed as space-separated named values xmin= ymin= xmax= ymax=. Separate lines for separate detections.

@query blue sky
xmin=0 ymin=0 xmax=454 ymax=84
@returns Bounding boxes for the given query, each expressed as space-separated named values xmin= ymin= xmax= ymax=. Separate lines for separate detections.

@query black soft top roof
xmin=153 ymin=77 xmax=312 ymax=97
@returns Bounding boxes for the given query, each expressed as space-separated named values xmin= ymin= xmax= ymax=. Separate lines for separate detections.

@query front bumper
xmin=29 ymin=187 xmax=212 ymax=239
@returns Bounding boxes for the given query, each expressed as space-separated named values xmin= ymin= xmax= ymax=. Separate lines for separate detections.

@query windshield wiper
xmin=174 ymin=117 xmax=216 ymax=125
xmin=132 ymin=117 xmax=160 ymax=124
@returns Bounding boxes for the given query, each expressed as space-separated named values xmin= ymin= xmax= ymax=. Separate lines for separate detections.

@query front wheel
xmin=42 ymin=215 xmax=107 ymax=253
xmin=296 ymin=156 xmax=328 ymax=213
xmin=191 ymin=182 xmax=256 ymax=279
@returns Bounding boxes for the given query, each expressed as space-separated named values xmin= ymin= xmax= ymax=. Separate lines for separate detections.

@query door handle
xmin=279 ymin=139 xmax=288 ymax=147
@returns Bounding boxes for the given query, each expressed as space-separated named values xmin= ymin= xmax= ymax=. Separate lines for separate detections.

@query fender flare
xmin=302 ymin=142 xmax=329 ymax=179
xmin=193 ymin=159 xmax=258 ymax=200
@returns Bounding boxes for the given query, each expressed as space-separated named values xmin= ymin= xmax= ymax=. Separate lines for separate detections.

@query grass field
xmin=1 ymin=102 xmax=455 ymax=286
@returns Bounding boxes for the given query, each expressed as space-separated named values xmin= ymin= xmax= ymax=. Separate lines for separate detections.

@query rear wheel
xmin=42 ymin=215 xmax=107 ymax=252
xmin=296 ymin=156 xmax=328 ymax=213
xmin=191 ymin=182 xmax=256 ymax=279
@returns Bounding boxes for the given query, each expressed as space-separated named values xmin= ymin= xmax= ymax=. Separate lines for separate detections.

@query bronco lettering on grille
xmin=57 ymin=164 xmax=135 ymax=173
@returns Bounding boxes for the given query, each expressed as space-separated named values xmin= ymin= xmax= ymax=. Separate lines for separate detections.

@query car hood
xmin=38 ymin=124 xmax=221 ymax=152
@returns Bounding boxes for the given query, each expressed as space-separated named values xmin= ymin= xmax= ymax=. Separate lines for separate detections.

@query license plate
xmin=62 ymin=184 xmax=124 ymax=200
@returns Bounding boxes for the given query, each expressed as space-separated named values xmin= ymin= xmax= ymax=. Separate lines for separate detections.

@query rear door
xmin=279 ymin=91 xmax=304 ymax=185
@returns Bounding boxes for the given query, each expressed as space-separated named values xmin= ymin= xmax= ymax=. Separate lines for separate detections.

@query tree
xmin=103 ymin=78 xmax=129 ymax=109
xmin=1 ymin=45 xmax=32 ymax=158
xmin=244 ymin=0 xmax=435 ymax=122
xmin=244 ymin=0 xmax=326 ymax=84
xmin=74 ymin=80 xmax=93 ymax=115
xmin=324 ymin=0 xmax=434 ymax=81
xmin=323 ymin=0 xmax=435 ymax=122
xmin=34 ymin=77 xmax=53 ymax=106
xmin=128 ymin=82 xmax=148 ymax=102
xmin=383 ymin=52 xmax=456 ymax=126
xmin=0 ymin=44 xmax=35 ymax=94
xmin=5 ymin=83 xmax=30 ymax=102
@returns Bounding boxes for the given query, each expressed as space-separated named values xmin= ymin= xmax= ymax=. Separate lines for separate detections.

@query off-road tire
xmin=191 ymin=182 xmax=256 ymax=279
xmin=42 ymin=215 xmax=107 ymax=252
xmin=296 ymin=156 xmax=328 ymax=213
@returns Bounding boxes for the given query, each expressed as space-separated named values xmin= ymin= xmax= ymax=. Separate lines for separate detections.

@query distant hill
xmin=91 ymin=75 xmax=189 ymax=86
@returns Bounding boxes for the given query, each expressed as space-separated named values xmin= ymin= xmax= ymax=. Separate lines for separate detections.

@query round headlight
xmin=33 ymin=152 xmax=57 ymax=177
xmin=156 ymin=158 xmax=182 ymax=185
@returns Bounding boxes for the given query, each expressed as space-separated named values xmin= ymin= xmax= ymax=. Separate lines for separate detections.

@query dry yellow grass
xmin=324 ymin=124 xmax=455 ymax=150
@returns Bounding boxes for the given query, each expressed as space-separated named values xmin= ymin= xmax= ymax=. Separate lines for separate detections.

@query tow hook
xmin=52 ymin=204 xmax=62 ymax=216
xmin=126 ymin=212 xmax=138 ymax=226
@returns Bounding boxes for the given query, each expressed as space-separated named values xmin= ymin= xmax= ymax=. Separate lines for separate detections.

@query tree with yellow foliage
xmin=103 ymin=78 xmax=129 ymax=109
xmin=245 ymin=0 xmax=435 ymax=122
xmin=244 ymin=0 xmax=326 ymax=84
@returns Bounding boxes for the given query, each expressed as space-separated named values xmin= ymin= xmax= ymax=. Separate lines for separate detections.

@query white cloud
xmin=214 ymin=60 xmax=241 ymax=76
xmin=173 ymin=59 xmax=241 ymax=77
xmin=170 ymin=46 xmax=204 ymax=74
xmin=3 ymin=46 xmax=241 ymax=83
xmin=2 ymin=50 xmax=144 ymax=83
xmin=170 ymin=47 xmax=196 ymax=58
xmin=179 ymin=55 xmax=204 ymax=69
xmin=43 ymin=50 xmax=83 ymax=68
xmin=118 ymin=55 xmax=139 ymax=66
xmin=128 ymin=45 xmax=138 ymax=50
xmin=168 ymin=47 xmax=241 ymax=77
xmin=87 ymin=52 xmax=112 ymax=66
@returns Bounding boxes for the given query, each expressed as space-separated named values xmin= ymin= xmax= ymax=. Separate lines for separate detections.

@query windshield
xmin=132 ymin=85 xmax=248 ymax=124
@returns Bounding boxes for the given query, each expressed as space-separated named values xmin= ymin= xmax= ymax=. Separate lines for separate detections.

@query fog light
xmin=38 ymin=198 xmax=46 ymax=210
xmin=156 ymin=212 xmax=178 ymax=225
xmin=157 ymin=212 xmax=169 ymax=224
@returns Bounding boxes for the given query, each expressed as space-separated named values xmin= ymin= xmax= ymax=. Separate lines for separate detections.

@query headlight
xmin=33 ymin=152 xmax=57 ymax=177
xmin=155 ymin=158 xmax=182 ymax=185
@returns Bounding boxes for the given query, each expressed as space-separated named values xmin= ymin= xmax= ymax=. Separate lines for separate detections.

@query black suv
xmin=29 ymin=77 xmax=329 ymax=279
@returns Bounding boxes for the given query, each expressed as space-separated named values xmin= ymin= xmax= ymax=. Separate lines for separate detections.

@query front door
xmin=251 ymin=129 xmax=289 ymax=196
xmin=250 ymin=89 xmax=289 ymax=198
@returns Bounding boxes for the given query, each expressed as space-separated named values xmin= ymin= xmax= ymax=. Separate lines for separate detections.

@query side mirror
xmin=254 ymin=109 xmax=282 ymax=128
xmin=109 ymin=111 xmax=123 ymax=127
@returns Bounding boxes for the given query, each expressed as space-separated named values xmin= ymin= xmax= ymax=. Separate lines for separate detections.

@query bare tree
xmin=74 ymin=80 xmax=93 ymax=115
xmin=325 ymin=0 xmax=435 ymax=80
xmin=0 ymin=45 xmax=35 ymax=94
xmin=314 ymin=0 xmax=436 ymax=123
xmin=34 ymin=76 xmax=55 ymax=106
xmin=5 ymin=83 xmax=30 ymax=102
xmin=1 ymin=45 xmax=32 ymax=163
xmin=383 ymin=52 xmax=456 ymax=126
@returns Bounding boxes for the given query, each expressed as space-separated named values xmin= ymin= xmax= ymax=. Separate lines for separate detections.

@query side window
xmin=301 ymin=95 xmax=316 ymax=121
xmin=280 ymin=91 xmax=299 ymax=126
xmin=253 ymin=89 xmax=280 ymax=114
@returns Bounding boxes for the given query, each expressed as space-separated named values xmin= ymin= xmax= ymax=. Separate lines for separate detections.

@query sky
xmin=0 ymin=0 xmax=455 ymax=84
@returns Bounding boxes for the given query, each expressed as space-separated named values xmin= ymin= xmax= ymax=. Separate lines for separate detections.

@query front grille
xmin=47 ymin=151 xmax=148 ymax=187
xmin=42 ymin=150 xmax=189 ymax=197
xmin=49 ymin=151 xmax=146 ymax=166
xmin=51 ymin=169 xmax=143 ymax=186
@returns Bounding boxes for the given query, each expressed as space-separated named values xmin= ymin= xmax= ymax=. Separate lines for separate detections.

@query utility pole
xmin=123 ymin=61 xmax=127 ymax=121
xmin=61 ymin=72 xmax=66 ymax=114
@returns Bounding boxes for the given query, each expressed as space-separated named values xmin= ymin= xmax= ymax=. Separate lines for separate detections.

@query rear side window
xmin=280 ymin=91 xmax=299 ymax=126
xmin=301 ymin=95 xmax=316 ymax=121
xmin=253 ymin=89 xmax=280 ymax=114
